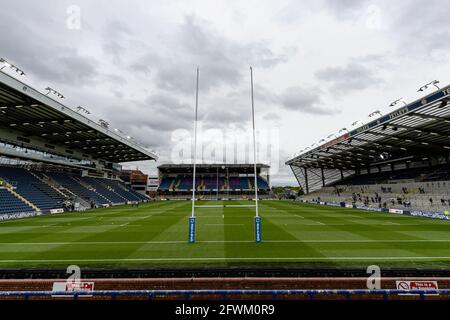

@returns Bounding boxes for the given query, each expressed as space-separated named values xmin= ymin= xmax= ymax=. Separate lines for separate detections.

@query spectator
xmin=429 ymin=198 xmax=433 ymax=206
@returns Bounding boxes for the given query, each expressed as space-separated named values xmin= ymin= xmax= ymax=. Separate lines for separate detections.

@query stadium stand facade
xmin=0 ymin=68 xmax=157 ymax=218
xmin=286 ymin=84 xmax=450 ymax=215
xmin=158 ymin=164 xmax=270 ymax=200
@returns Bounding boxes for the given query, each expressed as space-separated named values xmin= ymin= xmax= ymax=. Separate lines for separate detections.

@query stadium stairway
xmin=72 ymin=176 xmax=113 ymax=205
xmin=80 ymin=176 xmax=127 ymax=204
xmin=0 ymin=187 xmax=36 ymax=215
xmin=0 ymin=167 xmax=64 ymax=213
xmin=46 ymin=172 xmax=110 ymax=206
xmin=95 ymin=178 xmax=143 ymax=202
xmin=32 ymin=172 xmax=75 ymax=199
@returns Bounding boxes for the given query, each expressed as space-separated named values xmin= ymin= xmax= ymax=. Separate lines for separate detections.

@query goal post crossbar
xmin=195 ymin=204 xmax=257 ymax=208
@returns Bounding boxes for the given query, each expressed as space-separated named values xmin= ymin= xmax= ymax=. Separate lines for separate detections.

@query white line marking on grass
xmin=1 ymin=239 xmax=450 ymax=246
xmin=2 ymin=256 xmax=450 ymax=263
xmin=204 ymin=224 xmax=244 ymax=226
xmin=120 ymin=222 xmax=130 ymax=227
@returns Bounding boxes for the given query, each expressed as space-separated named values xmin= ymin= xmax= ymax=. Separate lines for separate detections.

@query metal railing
xmin=0 ymin=289 xmax=449 ymax=300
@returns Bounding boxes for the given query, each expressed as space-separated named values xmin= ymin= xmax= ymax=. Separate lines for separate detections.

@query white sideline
xmin=1 ymin=256 xmax=450 ymax=263
xmin=1 ymin=239 xmax=450 ymax=245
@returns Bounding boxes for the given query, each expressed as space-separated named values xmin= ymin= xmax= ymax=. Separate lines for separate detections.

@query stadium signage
xmin=344 ymin=88 xmax=449 ymax=141
xmin=396 ymin=280 xmax=439 ymax=295
xmin=52 ymin=281 xmax=95 ymax=297
xmin=302 ymin=200 xmax=449 ymax=221
xmin=387 ymin=107 xmax=408 ymax=120
xmin=254 ymin=216 xmax=262 ymax=243
xmin=188 ymin=217 xmax=196 ymax=243
xmin=410 ymin=211 xmax=450 ymax=220
xmin=0 ymin=211 xmax=37 ymax=221
xmin=50 ymin=208 xmax=64 ymax=214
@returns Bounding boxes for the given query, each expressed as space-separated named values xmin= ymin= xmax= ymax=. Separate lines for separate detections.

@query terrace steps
xmin=5 ymin=184 xmax=39 ymax=213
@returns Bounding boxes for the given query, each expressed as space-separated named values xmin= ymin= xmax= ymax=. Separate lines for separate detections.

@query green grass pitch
xmin=1 ymin=200 xmax=450 ymax=269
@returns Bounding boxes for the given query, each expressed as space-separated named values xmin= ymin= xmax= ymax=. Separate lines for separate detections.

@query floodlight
xmin=351 ymin=120 xmax=365 ymax=127
xmin=389 ymin=98 xmax=407 ymax=107
xmin=339 ymin=128 xmax=348 ymax=133
xmin=368 ymin=110 xmax=382 ymax=118
xmin=76 ymin=106 xmax=90 ymax=114
xmin=0 ymin=58 xmax=25 ymax=76
xmin=98 ymin=119 xmax=110 ymax=129
xmin=45 ymin=87 xmax=64 ymax=99
xmin=418 ymin=80 xmax=440 ymax=92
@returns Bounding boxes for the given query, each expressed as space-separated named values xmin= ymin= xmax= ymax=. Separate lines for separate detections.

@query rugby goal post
xmin=188 ymin=67 xmax=261 ymax=243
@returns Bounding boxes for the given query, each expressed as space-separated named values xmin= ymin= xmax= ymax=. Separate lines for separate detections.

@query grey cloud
xmin=274 ymin=0 xmax=371 ymax=24
xmin=132 ymin=15 xmax=289 ymax=94
xmin=104 ymin=74 xmax=127 ymax=86
xmin=315 ymin=56 xmax=384 ymax=95
xmin=104 ymin=20 xmax=132 ymax=38
xmin=102 ymin=41 xmax=126 ymax=63
xmin=279 ymin=86 xmax=336 ymax=115
xmin=105 ymin=94 xmax=193 ymax=134
xmin=389 ymin=0 xmax=450 ymax=60
xmin=263 ymin=112 xmax=281 ymax=121
xmin=322 ymin=0 xmax=372 ymax=18
xmin=0 ymin=13 xmax=99 ymax=86
xmin=101 ymin=20 xmax=132 ymax=63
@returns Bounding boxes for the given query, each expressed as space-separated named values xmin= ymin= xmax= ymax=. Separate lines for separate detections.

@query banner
xmin=389 ymin=208 xmax=403 ymax=214
xmin=396 ymin=280 xmax=439 ymax=295
xmin=254 ymin=216 xmax=262 ymax=243
xmin=52 ymin=281 xmax=95 ymax=297
xmin=188 ymin=217 xmax=196 ymax=243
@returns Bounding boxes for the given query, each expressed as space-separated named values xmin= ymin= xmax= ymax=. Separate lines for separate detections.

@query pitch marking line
xmin=1 ymin=256 xmax=450 ymax=263
xmin=1 ymin=239 xmax=449 ymax=245
xmin=205 ymin=224 xmax=244 ymax=226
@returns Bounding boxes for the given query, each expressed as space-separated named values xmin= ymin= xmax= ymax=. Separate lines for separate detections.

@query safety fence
xmin=0 ymin=289 xmax=449 ymax=300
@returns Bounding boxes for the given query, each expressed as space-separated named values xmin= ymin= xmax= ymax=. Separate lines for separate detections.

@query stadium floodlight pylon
xmin=188 ymin=66 xmax=262 ymax=243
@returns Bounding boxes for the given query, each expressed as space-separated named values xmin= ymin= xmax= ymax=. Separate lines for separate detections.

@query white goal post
xmin=188 ymin=67 xmax=261 ymax=243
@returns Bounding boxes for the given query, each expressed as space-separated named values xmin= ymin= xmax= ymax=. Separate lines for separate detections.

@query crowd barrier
xmin=0 ymin=289 xmax=449 ymax=300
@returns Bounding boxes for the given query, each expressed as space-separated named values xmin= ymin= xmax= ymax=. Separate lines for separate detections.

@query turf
xmin=1 ymin=200 xmax=450 ymax=269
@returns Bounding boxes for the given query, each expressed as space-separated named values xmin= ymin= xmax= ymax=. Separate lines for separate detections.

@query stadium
xmin=1 ymin=62 xmax=450 ymax=302
xmin=2 ymin=1 xmax=450 ymax=311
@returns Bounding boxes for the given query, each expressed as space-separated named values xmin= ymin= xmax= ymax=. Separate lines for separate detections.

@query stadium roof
xmin=286 ymin=84 xmax=450 ymax=170
xmin=158 ymin=163 xmax=270 ymax=174
xmin=0 ymin=70 xmax=158 ymax=163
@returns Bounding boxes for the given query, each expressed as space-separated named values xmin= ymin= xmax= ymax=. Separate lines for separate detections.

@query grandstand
xmin=158 ymin=164 xmax=270 ymax=200
xmin=0 ymin=68 xmax=157 ymax=218
xmin=286 ymin=84 xmax=450 ymax=215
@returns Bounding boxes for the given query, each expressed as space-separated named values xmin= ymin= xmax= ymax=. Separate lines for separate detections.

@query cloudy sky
xmin=1 ymin=0 xmax=450 ymax=185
